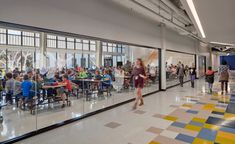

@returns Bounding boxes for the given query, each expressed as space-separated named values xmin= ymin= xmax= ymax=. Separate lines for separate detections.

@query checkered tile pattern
xmin=148 ymin=90 xmax=235 ymax=144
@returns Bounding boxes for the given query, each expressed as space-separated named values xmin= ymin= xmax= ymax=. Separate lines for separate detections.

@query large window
xmin=21 ymin=50 xmax=34 ymax=71
xmin=57 ymin=36 xmax=66 ymax=49
xmin=67 ymin=38 xmax=75 ymax=49
xmin=165 ymin=51 xmax=195 ymax=87
xmin=75 ymin=39 xmax=82 ymax=50
xmin=57 ymin=52 xmax=66 ymax=69
xmin=47 ymin=52 xmax=57 ymax=68
xmin=8 ymin=29 xmax=21 ymax=45
xmin=47 ymin=35 xmax=57 ymax=48
xmin=0 ymin=28 xmax=6 ymax=44
xmin=82 ymin=40 xmax=89 ymax=51
xmin=7 ymin=49 xmax=22 ymax=71
xmin=0 ymin=27 xmax=162 ymax=144
xmin=75 ymin=53 xmax=82 ymax=67
xmin=22 ymin=32 xmax=35 ymax=46
xmin=90 ymin=41 xmax=96 ymax=51
xmin=0 ymin=49 xmax=6 ymax=70
xmin=0 ymin=28 xmax=40 ymax=47
xmin=102 ymin=42 xmax=126 ymax=66
xmin=67 ymin=53 xmax=74 ymax=68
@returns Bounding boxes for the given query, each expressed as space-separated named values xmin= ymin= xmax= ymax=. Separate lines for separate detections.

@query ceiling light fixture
xmin=186 ymin=0 xmax=206 ymax=38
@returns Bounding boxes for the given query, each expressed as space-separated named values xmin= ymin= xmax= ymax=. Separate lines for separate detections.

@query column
xmin=160 ymin=23 xmax=167 ymax=90
xmin=40 ymin=32 xmax=47 ymax=68
xmin=96 ymin=41 xmax=102 ymax=67
xmin=209 ymin=47 xmax=213 ymax=68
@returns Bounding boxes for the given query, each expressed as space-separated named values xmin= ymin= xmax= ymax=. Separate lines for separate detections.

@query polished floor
xmin=0 ymin=82 xmax=159 ymax=142
xmin=14 ymin=74 xmax=235 ymax=144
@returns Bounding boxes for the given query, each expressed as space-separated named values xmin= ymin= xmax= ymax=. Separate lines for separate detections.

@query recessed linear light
xmin=210 ymin=41 xmax=235 ymax=46
xmin=186 ymin=0 xmax=206 ymax=38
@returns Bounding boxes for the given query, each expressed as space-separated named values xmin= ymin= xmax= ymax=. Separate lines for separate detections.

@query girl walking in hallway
xmin=219 ymin=60 xmax=229 ymax=94
xmin=132 ymin=58 xmax=147 ymax=110
xmin=205 ymin=66 xmax=215 ymax=94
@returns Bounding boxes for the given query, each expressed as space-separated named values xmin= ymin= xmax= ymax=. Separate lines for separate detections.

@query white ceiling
xmin=181 ymin=0 xmax=235 ymax=44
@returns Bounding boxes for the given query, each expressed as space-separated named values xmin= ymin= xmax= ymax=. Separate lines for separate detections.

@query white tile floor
xmin=13 ymin=78 xmax=207 ymax=144
xmin=0 ymin=83 xmax=160 ymax=142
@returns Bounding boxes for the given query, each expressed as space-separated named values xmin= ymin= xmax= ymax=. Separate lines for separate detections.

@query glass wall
xmin=0 ymin=28 xmax=40 ymax=142
xmin=198 ymin=55 xmax=206 ymax=77
xmin=0 ymin=27 xmax=160 ymax=143
xmin=166 ymin=50 xmax=195 ymax=87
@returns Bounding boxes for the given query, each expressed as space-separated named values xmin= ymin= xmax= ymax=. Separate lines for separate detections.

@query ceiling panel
xmin=181 ymin=0 xmax=235 ymax=44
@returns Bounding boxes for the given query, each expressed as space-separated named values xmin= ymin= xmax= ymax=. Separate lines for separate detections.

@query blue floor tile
xmin=220 ymin=126 xmax=235 ymax=134
xmin=189 ymin=121 xmax=204 ymax=127
xmin=226 ymin=102 xmax=235 ymax=114
xmin=186 ymin=110 xmax=198 ymax=114
xmin=212 ymin=111 xmax=224 ymax=115
xmin=197 ymin=128 xmax=217 ymax=141
xmin=206 ymin=117 xmax=224 ymax=125
xmin=171 ymin=122 xmax=186 ymax=128
xmin=175 ymin=134 xmax=195 ymax=143
xmin=197 ymin=102 xmax=206 ymax=105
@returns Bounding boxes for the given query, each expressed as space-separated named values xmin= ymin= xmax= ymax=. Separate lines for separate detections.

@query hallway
xmin=15 ymin=75 xmax=235 ymax=144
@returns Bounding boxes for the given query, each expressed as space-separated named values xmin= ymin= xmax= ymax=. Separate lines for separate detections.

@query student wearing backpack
xmin=219 ymin=60 xmax=229 ymax=94
xmin=205 ymin=66 xmax=215 ymax=94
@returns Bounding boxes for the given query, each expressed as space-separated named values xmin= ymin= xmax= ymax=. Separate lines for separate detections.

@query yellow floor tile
xmin=149 ymin=141 xmax=160 ymax=144
xmin=212 ymin=92 xmax=219 ymax=97
xmin=202 ymin=104 xmax=215 ymax=111
xmin=213 ymin=108 xmax=226 ymax=113
xmin=192 ymin=138 xmax=213 ymax=144
xmin=185 ymin=124 xmax=202 ymax=132
xmin=182 ymin=103 xmax=193 ymax=108
xmin=217 ymin=131 xmax=235 ymax=141
xmin=163 ymin=116 xmax=178 ymax=121
xmin=224 ymin=113 xmax=235 ymax=120
xmin=215 ymin=136 xmax=235 ymax=144
xmin=192 ymin=117 xmax=206 ymax=123
xmin=203 ymin=124 xmax=220 ymax=131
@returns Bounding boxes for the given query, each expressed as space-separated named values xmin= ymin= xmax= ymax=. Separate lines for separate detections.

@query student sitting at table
xmin=102 ymin=69 xmax=112 ymax=88
xmin=13 ymin=73 xmax=22 ymax=105
xmin=77 ymin=68 xmax=88 ymax=79
xmin=21 ymin=74 xmax=33 ymax=108
xmin=5 ymin=72 xmax=14 ymax=105
xmin=67 ymin=69 xmax=75 ymax=80
xmin=56 ymin=74 xmax=72 ymax=108
xmin=94 ymin=70 xmax=102 ymax=80
xmin=32 ymin=74 xmax=43 ymax=102
xmin=0 ymin=79 xmax=3 ymax=101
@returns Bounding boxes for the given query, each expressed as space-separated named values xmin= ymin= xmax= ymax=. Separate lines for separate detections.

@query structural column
xmin=96 ymin=41 xmax=102 ymax=67
xmin=209 ymin=47 xmax=213 ymax=67
xmin=160 ymin=23 xmax=166 ymax=90
xmin=39 ymin=32 xmax=47 ymax=68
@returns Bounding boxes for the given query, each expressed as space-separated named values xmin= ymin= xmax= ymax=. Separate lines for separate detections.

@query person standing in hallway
xmin=219 ymin=60 xmax=229 ymax=94
xmin=189 ymin=67 xmax=196 ymax=88
xmin=205 ymin=66 xmax=215 ymax=94
xmin=177 ymin=62 xmax=186 ymax=87
xmin=131 ymin=58 xmax=147 ymax=110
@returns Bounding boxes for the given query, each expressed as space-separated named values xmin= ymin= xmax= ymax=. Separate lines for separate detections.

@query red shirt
xmin=63 ymin=79 xmax=72 ymax=91
xmin=206 ymin=70 xmax=214 ymax=75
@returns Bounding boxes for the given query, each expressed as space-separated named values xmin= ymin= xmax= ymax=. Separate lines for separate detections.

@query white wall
xmin=211 ymin=53 xmax=220 ymax=70
xmin=197 ymin=42 xmax=211 ymax=69
xmin=165 ymin=28 xmax=197 ymax=53
xmin=0 ymin=0 xmax=201 ymax=53
xmin=0 ymin=0 xmax=163 ymax=48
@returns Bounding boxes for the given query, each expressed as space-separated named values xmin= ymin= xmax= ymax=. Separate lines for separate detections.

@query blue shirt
xmin=103 ymin=74 xmax=112 ymax=85
xmin=21 ymin=80 xmax=32 ymax=97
